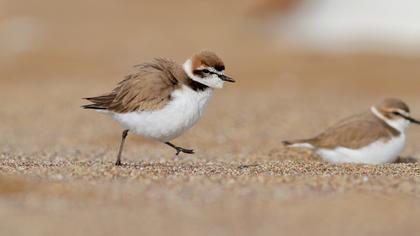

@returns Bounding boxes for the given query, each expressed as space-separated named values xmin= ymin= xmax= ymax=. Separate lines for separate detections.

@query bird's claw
xmin=175 ymin=147 xmax=194 ymax=155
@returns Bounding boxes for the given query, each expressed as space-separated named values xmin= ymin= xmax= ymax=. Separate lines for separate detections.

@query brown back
xmin=304 ymin=111 xmax=400 ymax=149
xmin=83 ymin=58 xmax=185 ymax=113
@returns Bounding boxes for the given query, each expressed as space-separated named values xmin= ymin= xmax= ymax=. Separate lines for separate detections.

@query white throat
xmin=182 ymin=59 xmax=224 ymax=89
xmin=371 ymin=106 xmax=410 ymax=133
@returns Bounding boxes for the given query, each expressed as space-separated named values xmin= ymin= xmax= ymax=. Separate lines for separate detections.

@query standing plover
xmin=283 ymin=98 xmax=420 ymax=164
xmin=82 ymin=51 xmax=235 ymax=165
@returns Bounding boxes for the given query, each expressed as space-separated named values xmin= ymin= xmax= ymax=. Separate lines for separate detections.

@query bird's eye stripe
xmin=202 ymin=70 xmax=221 ymax=76
xmin=194 ymin=68 xmax=223 ymax=77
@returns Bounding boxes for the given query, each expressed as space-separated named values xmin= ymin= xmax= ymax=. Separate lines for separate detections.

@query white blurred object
xmin=0 ymin=16 xmax=44 ymax=55
xmin=269 ymin=0 xmax=420 ymax=53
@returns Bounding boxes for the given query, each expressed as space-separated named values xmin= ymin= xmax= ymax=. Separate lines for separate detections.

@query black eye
xmin=392 ymin=111 xmax=400 ymax=115
xmin=201 ymin=69 xmax=210 ymax=73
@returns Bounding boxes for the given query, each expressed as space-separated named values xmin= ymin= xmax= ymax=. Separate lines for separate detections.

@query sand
xmin=0 ymin=151 xmax=420 ymax=236
xmin=1 ymin=0 xmax=420 ymax=235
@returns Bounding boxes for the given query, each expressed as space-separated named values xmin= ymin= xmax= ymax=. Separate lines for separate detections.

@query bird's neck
xmin=181 ymin=59 xmax=209 ymax=92
xmin=371 ymin=106 xmax=409 ymax=134
xmin=184 ymin=76 xmax=210 ymax=92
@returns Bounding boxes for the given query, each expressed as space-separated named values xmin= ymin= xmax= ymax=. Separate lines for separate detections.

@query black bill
xmin=219 ymin=74 xmax=235 ymax=83
xmin=398 ymin=113 xmax=420 ymax=124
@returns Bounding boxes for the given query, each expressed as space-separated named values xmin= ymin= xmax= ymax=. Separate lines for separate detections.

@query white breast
xmin=316 ymin=134 xmax=406 ymax=164
xmin=110 ymin=85 xmax=213 ymax=142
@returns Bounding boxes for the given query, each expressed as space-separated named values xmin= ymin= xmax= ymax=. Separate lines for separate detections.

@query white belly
xmin=110 ymin=86 xmax=213 ymax=142
xmin=316 ymin=134 xmax=406 ymax=164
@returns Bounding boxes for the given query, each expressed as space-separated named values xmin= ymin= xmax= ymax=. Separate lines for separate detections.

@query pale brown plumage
xmin=283 ymin=98 xmax=412 ymax=150
xmin=284 ymin=111 xmax=400 ymax=149
xmin=83 ymin=58 xmax=188 ymax=113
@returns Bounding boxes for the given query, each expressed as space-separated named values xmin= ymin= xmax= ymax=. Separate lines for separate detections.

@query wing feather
xmin=308 ymin=112 xmax=398 ymax=149
xmin=82 ymin=58 xmax=183 ymax=112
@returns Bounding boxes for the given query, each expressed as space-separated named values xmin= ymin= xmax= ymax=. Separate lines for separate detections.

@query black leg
xmin=165 ymin=142 xmax=194 ymax=155
xmin=115 ymin=129 xmax=129 ymax=166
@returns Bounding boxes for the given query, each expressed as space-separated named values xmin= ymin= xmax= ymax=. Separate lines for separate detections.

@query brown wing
xmin=306 ymin=112 xmax=399 ymax=149
xmin=83 ymin=58 xmax=183 ymax=113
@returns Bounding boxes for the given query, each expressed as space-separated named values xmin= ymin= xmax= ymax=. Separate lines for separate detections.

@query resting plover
xmin=82 ymin=50 xmax=235 ymax=165
xmin=283 ymin=98 xmax=420 ymax=164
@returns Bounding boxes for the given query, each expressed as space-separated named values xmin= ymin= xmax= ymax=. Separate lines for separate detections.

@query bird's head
xmin=372 ymin=97 xmax=420 ymax=132
xmin=183 ymin=50 xmax=235 ymax=89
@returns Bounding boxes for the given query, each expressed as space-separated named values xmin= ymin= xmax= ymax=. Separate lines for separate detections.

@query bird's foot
xmin=165 ymin=142 xmax=195 ymax=156
xmin=175 ymin=147 xmax=194 ymax=155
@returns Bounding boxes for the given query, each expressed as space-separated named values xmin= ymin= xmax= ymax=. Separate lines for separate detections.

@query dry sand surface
xmin=1 ymin=1 xmax=420 ymax=235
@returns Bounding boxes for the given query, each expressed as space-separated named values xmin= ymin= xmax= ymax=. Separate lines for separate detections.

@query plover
xmin=82 ymin=50 xmax=235 ymax=165
xmin=283 ymin=98 xmax=420 ymax=164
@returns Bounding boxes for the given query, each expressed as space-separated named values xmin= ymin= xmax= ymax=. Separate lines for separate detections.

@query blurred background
xmin=1 ymin=0 xmax=420 ymax=153
xmin=1 ymin=1 xmax=420 ymax=235
xmin=2 ymin=0 xmax=420 ymax=76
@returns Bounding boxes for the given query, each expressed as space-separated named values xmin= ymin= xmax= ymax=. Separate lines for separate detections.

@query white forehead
xmin=395 ymin=109 xmax=409 ymax=115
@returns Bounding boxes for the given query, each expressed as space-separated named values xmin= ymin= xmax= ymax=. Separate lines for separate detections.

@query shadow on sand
xmin=396 ymin=156 xmax=419 ymax=164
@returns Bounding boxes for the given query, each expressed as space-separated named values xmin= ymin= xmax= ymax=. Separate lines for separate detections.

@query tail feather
xmin=81 ymin=104 xmax=107 ymax=110
xmin=81 ymin=94 xmax=115 ymax=110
